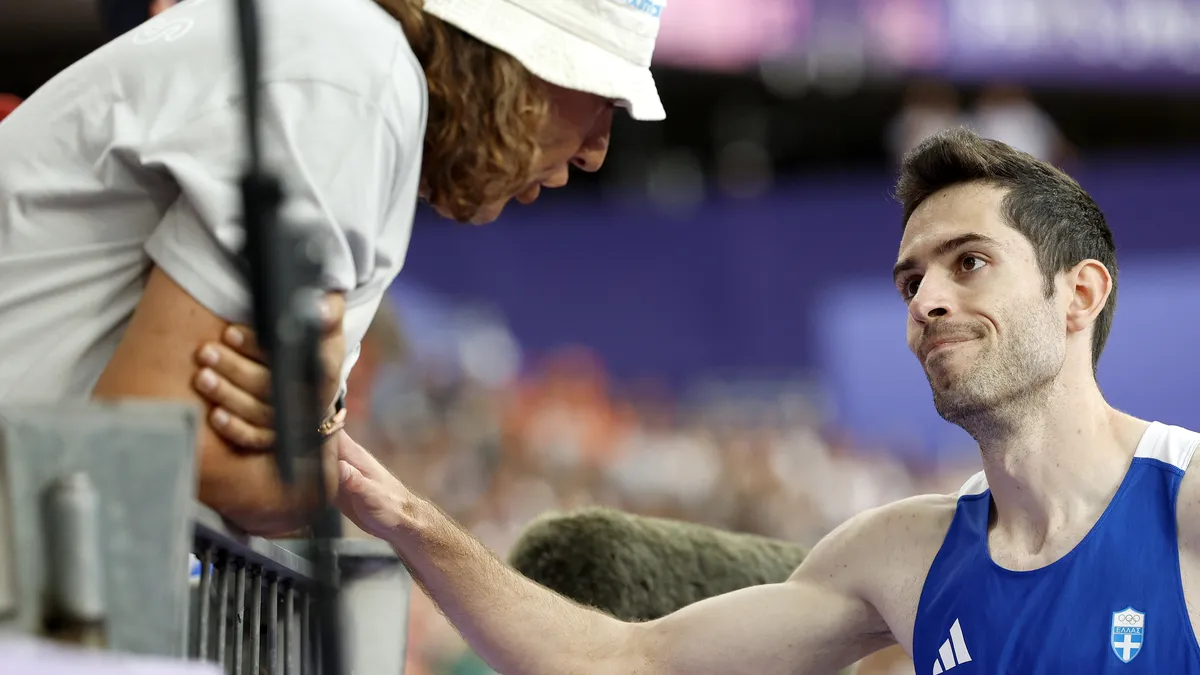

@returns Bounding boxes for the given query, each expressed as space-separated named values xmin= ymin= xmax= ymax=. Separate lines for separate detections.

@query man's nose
xmin=572 ymin=134 xmax=609 ymax=173
xmin=908 ymin=275 xmax=953 ymax=324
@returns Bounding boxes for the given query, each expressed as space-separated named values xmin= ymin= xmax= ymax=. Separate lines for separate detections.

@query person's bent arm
xmin=92 ymin=266 xmax=345 ymax=535
xmin=98 ymin=70 xmax=410 ymax=533
xmin=335 ymin=433 xmax=894 ymax=675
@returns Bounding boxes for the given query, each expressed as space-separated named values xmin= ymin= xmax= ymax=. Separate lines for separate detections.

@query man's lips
xmin=922 ymin=338 xmax=973 ymax=361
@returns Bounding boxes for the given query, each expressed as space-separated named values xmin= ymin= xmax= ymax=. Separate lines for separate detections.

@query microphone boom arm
xmin=231 ymin=2 xmax=345 ymax=673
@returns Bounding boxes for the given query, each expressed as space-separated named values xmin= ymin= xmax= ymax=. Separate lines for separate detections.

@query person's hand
xmin=192 ymin=295 xmax=346 ymax=448
xmin=334 ymin=432 xmax=414 ymax=541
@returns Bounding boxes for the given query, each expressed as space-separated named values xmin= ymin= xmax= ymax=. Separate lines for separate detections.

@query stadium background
xmin=4 ymin=0 xmax=1200 ymax=673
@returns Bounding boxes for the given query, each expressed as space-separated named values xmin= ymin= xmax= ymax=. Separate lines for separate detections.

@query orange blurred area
xmin=0 ymin=94 xmax=22 ymax=122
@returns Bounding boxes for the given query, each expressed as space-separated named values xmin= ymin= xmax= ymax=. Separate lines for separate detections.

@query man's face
xmin=894 ymin=182 xmax=1067 ymax=425
xmin=463 ymin=85 xmax=613 ymax=225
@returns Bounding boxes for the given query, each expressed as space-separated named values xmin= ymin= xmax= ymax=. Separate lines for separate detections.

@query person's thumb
xmin=338 ymin=459 xmax=364 ymax=491
xmin=334 ymin=431 xmax=379 ymax=476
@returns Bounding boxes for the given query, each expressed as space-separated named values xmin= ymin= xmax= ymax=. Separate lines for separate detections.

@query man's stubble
xmin=928 ymin=300 xmax=1065 ymax=444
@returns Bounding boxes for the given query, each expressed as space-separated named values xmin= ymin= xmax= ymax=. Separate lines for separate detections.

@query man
xmin=198 ymin=127 xmax=1200 ymax=672
xmin=0 ymin=0 xmax=667 ymax=535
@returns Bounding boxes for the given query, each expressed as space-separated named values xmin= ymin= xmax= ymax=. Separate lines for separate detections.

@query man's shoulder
xmin=802 ymin=491 xmax=961 ymax=582
xmin=793 ymin=491 xmax=961 ymax=651
xmin=269 ymin=0 xmax=427 ymax=144
xmin=1171 ymin=424 xmax=1200 ymax=543
xmin=204 ymin=0 xmax=426 ymax=127
xmin=855 ymin=493 xmax=961 ymax=593
xmin=858 ymin=492 xmax=962 ymax=553
xmin=1156 ymin=421 xmax=1200 ymax=502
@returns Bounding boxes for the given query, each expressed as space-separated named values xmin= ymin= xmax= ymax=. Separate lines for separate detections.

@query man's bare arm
xmin=92 ymin=266 xmax=343 ymax=535
xmin=336 ymin=434 xmax=895 ymax=675
xmin=631 ymin=504 xmax=895 ymax=675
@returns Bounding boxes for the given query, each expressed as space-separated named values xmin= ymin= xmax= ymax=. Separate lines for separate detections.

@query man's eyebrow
xmin=892 ymin=233 xmax=1004 ymax=284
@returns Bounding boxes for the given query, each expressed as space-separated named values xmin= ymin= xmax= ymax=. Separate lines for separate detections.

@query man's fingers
xmin=338 ymin=459 xmax=360 ymax=487
xmin=198 ymin=343 xmax=272 ymax=400
xmin=335 ymin=432 xmax=383 ymax=478
xmin=226 ymin=290 xmax=342 ymax=357
xmin=209 ymin=407 xmax=276 ymax=449
xmin=223 ymin=325 xmax=264 ymax=362
xmin=193 ymin=367 xmax=275 ymax=427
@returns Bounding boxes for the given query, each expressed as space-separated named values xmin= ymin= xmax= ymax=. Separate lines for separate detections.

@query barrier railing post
xmin=0 ymin=403 xmax=413 ymax=673
xmin=0 ymin=403 xmax=196 ymax=656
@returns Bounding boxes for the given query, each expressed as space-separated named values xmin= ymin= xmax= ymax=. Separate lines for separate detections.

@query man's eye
xmin=903 ymin=277 xmax=921 ymax=298
xmin=960 ymin=255 xmax=987 ymax=273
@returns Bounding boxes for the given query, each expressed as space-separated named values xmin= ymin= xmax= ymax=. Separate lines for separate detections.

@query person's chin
xmin=468 ymin=201 xmax=508 ymax=225
xmin=925 ymin=355 xmax=970 ymax=390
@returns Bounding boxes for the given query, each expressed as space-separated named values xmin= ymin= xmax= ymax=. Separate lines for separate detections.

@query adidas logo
xmin=931 ymin=619 xmax=973 ymax=673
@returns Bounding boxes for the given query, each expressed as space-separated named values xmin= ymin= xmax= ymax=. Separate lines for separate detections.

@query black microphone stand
xmin=231 ymin=1 xmax=344 ymax=673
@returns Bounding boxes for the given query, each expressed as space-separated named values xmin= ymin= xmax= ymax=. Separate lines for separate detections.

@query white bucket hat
xmin=421 ymin=0 xmax=667 ymax=121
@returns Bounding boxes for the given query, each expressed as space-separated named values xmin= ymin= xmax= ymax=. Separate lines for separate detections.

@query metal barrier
xmin=190 ymin=505 xmax=413 ymax=675
xmin=190 ymin=505 xmax=323 ymax=674
xmin=0 ymin=403 xmax=413 ymax=674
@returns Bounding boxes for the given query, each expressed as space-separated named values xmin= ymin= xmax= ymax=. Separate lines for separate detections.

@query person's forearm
xmin=198 ymin=452 xmax=309 ymax=535
xmin=386 ymin=497 xmax=644 ymax=675
xmin=196 ymin=430 xmax=338 ymax=536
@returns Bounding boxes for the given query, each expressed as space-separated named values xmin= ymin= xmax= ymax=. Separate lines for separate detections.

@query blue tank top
xmin=914 ymin=422 xmax=1200 ymax=674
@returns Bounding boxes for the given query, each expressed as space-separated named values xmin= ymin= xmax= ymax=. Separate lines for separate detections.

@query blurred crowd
xmin=888 ymin=79 xmax=1072 ymax=167
xmin=345 ymin=307 xmax=980 ymax=675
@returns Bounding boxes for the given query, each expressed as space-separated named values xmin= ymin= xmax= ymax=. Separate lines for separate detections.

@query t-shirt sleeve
xmin=142 ymin=79 xmax=403 ymax=323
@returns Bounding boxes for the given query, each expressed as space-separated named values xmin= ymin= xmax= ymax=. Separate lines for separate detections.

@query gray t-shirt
xmin=0 ymin=0 xmax=427 ymax=403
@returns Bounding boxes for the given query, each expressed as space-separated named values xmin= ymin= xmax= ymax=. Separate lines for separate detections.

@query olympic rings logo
xmin=131 ymin=0 xmax=213 ymax=45
xmin=132 ymin=18 xmax=195 ymax=44
xmin=1115 ymin=613 xmax=1142 ymax=625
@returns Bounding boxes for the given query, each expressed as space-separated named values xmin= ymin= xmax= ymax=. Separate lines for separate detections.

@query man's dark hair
xmin=894 ymin=127 xmax=1118 ymax=372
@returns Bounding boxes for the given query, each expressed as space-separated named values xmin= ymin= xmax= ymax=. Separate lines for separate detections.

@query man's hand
xmin=193 ymin=329 xmax=411 ymax=540
xmin=192 ymin=298 xmax=346 ymax=449
xmin=333 ymin=432 xmax=414 ymax=541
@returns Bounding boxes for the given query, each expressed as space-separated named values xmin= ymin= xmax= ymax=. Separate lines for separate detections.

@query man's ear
xmin=1062 ymin=259 xmax=1112 ymax=337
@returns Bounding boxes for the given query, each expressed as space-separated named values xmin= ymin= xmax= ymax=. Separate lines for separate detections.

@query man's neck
xmin=975 ymin=382 xmax=1150 ymax=553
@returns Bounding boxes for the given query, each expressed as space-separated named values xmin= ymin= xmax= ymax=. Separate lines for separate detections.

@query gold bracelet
xmin=317 ymin=407 xmax=347 ymax=438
